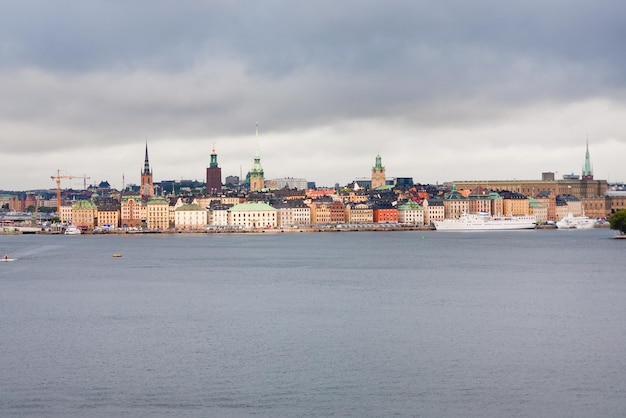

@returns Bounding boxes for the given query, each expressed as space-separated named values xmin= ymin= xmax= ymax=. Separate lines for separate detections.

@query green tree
xmin=609 ymin=209 xmax=626 ymax=235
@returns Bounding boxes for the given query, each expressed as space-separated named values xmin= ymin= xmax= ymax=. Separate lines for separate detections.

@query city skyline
xmin=2 ymin=1 xmax=626 ymax=190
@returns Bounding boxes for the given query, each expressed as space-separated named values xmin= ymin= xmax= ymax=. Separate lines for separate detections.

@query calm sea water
xmin=1 ymin=229 xmax=625 ymax=417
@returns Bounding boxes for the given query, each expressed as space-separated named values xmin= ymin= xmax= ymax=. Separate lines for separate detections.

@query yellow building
xmin=345 ymin=203 xmax=373 ymax=223
xmin=71 ymin=199 xmax=97 ymax=230
xmin=146 ymin=195 xmax=170 ymax=229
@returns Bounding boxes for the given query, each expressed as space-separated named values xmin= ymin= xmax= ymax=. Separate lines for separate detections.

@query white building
xmin=397 ymin=200 xmax=424 ymax=226
xmin=208 ymin=205 xmax=230 ymax=226
xmin=229 ymin=202 xmax=277 ymax=229
xmin=274 ymin=202 xmax=311 ymax=227
xmin=174 ymin=199 xmax=207 ymax=230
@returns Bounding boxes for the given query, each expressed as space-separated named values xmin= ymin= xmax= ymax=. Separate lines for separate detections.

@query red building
xmin=373 ymin=204 xmax=398 ymax=223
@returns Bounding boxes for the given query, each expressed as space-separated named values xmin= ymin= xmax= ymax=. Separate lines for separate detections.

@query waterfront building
xmin=60 ymin=204 xmax=73 ymax=224
xmin=71 ymin=199 xmax=97 ymax=230
xmin=371 ymin=154 xmax=386 ymax=190
xmin=121 ymin=195 xmax=144 ymax=228
xmin=206 ymin=147 xmax=222 ymax=194
xmin=423 ymin=198 xmax=445 ymax=226
xmin=249 ymin=123 xmax=265 ymax=192
xmin=442 ymin=185 xmax=469 ymax=219
xmin=146 ymin=195 xmax=170 ymax=229
xmin=308 ymin=200 xmax=332 ymax=224
xmin=397 ymin=200 xmax=424 ymax=226
xmin=556 ymin=195 xmax=583 ymax=217
xmin=500 ymin=191 xmax=530 ymax=216
xmin=140 ymin=143 xmax=154 ymax=199
xmin=528 ymin=198 xmax=548 ymax=223
xmin=466 ymin=186 xmax=492 ymax=214
xmin=373 ymin=202 xmax=398 ymax=223
xmin=274 ymin=201 xmax=311 ymax=227
xmin=329 ymin=200 xmax=346 ymax=224
xmin=95 ymin=198 xmax=121 ymax=228
xmin=207 ymin=204 xmax=231 ymax=226
xmin=228 ymin=202 xmax=277 ymax=229
xmin=174 ymin=199 xmax=207 ymax=230
xmin=345 ymin=203 xmax=373 ymax=224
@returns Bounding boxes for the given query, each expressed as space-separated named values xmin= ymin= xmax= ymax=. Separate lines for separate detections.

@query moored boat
xmin=433 ymin=212 xmax=537 ymax=231
xmin=555 ymin=213 xmax=596 ymax=229
xmin=64 ymin=225 xmax=82 ymax=235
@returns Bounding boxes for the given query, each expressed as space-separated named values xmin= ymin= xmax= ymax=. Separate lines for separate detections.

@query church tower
xmin=249 ymin=122 xmax=265 ymax=192
xmin=140 ymin=143 xmax=154 ymax=198
xmin=371 ymin=153 xmax=386 ymax=189
xmin=206 ymin=146 xmax=222 ymax=194
xmin=581 ymin=140 xmax=594 ymax=180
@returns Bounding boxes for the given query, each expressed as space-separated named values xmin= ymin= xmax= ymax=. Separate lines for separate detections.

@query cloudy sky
xmin=2 ymin=0 xmax=626 ymax=191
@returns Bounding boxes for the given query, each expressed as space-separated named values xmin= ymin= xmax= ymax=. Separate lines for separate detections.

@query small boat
xmin=555 ymin=213 xmax=596 ymax=229
xmin=112 ymin=253 xmax=122 ymax=258
xmin=2 ymin=254 xmax=15 ymax=262
xmin=64 ymin=225 xmax=82 ymax=235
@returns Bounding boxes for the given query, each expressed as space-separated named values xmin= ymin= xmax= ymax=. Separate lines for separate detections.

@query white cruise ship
xmin=433 ymin=212 xmax=537 ymax=231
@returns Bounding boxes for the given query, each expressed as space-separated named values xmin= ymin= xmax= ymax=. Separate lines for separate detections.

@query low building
xmin=121 ymin=195 xmax=144 ymax=228
xmin=398 ymin=200 xmax=424 ymax=226
xmin=229 ymin=202 xmax=277 ymax=229
xmin=72 ymin=199 xmax=97 ymax=230
xmin=208 ymin=204 xmax=231 ymax=226
xmin=174 ymin=200 xmax=207 ymax=230
xmin=423 ymin=198 xmax=444 ymax=226
xmin=146 ymin=195 xmax=170 ymax=229
xmin=345 ymin=203 xmax=373 ymax=224
xmin=96 ymin=198 xmax=121 ymax=228
xmin=373 ymin=202 xmax=398 ymax=223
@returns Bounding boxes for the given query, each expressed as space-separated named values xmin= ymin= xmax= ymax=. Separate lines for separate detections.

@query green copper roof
xmin=373 ymin=154 xmax=384 ymax=171
xmin=176 ymin=203 xmax=205 ymax=211
xmin=230 ymin=202 xmax=277 ymax=212
xmin=250 ymin=123 xmax=264 ymax=178
xmin=147 ymin=196 xmax=169 ymax=205
xmin=398 ymin=200 xmax=422 ymax=210
xmin=72 ymin=200 xmax=97 ymax=210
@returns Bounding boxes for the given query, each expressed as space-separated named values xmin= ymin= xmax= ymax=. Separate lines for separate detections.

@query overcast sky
xmin=2 ymin=0 xmax=626 ymax=191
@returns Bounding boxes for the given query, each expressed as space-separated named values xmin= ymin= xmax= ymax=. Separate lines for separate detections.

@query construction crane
xmin=78 ymin=174 xmax=91 ymax=190
xmin=51 ymin=170 xmax=74 ymax=216
xmin=50 ymin=170 xmax=90 ymax=215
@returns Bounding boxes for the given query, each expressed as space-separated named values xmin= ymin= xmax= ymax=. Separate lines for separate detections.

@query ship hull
xmin=434 ymin=214 xmax=537 ymax=231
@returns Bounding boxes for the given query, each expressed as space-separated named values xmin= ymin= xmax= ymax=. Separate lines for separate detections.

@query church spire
xmin=249 ymin=122 xmax=265 ymax=191
xmin=582 ymin=139 xmax=593 ymax=180
xmin=143 ymin=142 xmax=151 ymax=175
xmin=140 ymin=142 xmax=154 ymax=198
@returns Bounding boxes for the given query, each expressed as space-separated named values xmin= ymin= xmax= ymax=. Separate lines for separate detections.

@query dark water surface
xmin=1 ymin=229 xmax=625 ymax=417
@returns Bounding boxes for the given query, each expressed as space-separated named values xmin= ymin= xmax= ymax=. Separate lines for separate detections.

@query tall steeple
xmin=582 ymin=139 xmax=593 ymax=180
xmin=249 ymin=122 xmax=265 ymax=192
xmin=206 ymin=145 xmax=222 ymax=194
xmin=140 ymin=142 xmax=154 ymax=198
xmin=371 ymin=153 xmax=386 ymax=189
xmin=143 ymin=142 xmax=151 ymax=175
xmin=209 ymin=146 xmax=219 ymax=168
